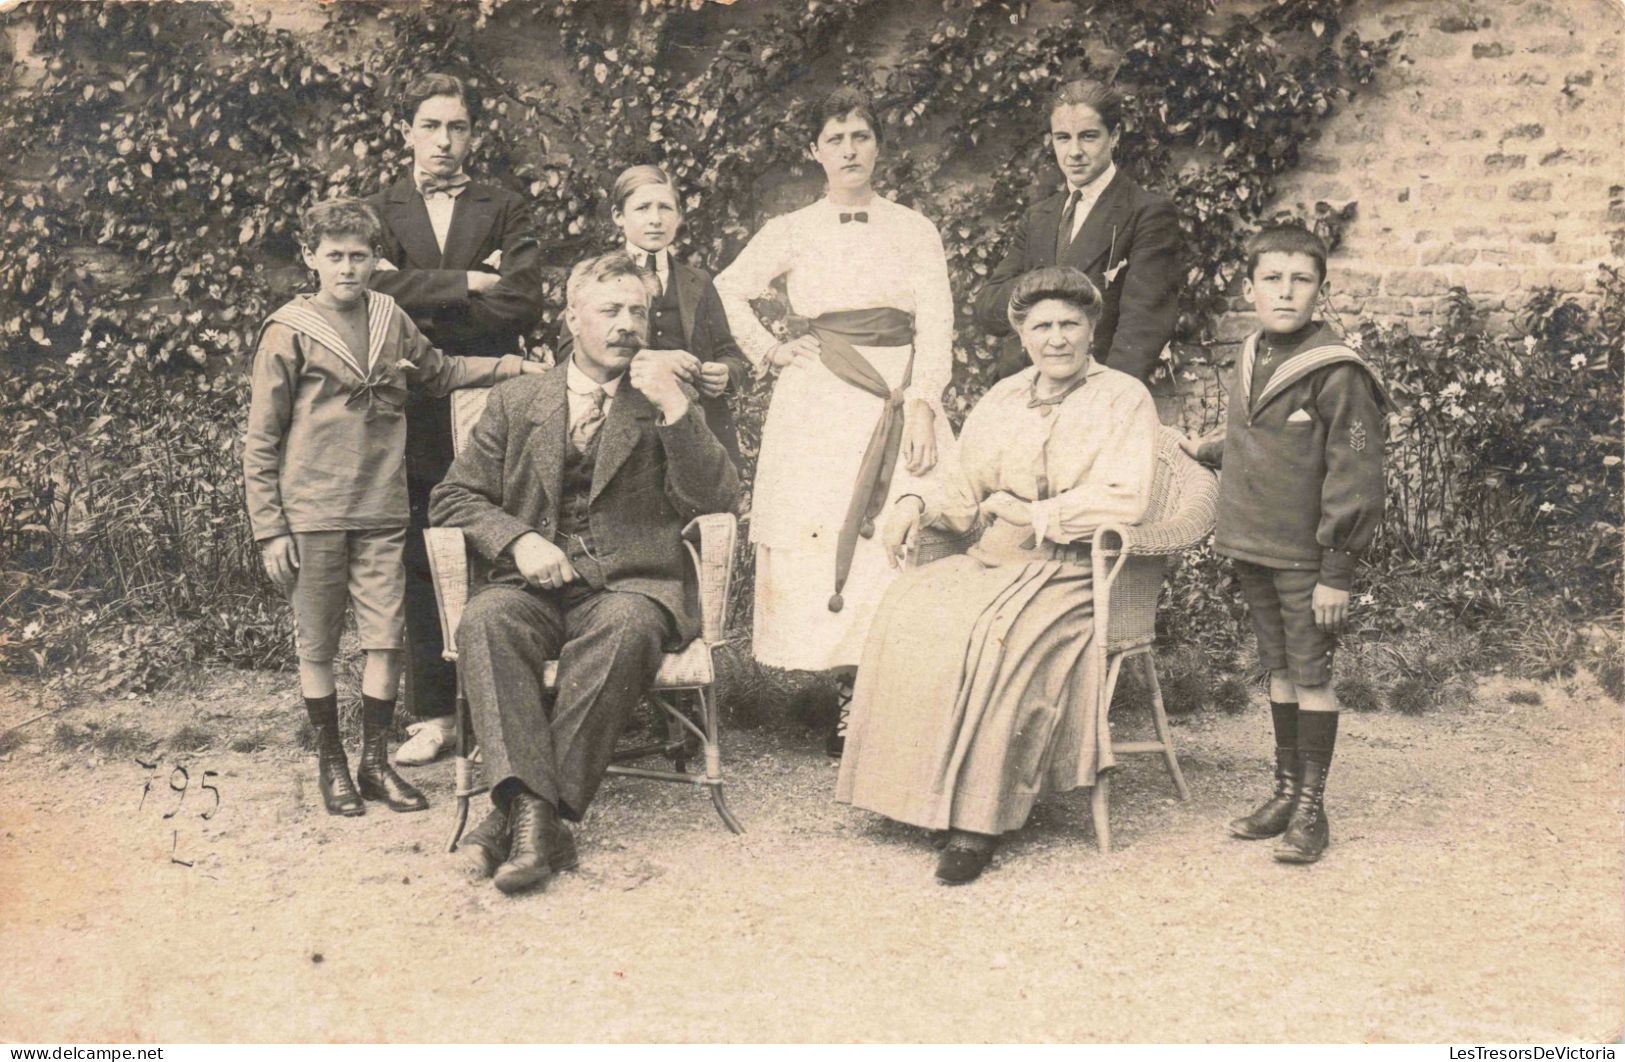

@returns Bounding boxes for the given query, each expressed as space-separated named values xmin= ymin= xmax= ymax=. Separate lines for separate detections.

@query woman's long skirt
xmin=834 ymin=555 xmax=1109 ymax=836
xmin=749 ymin=342 xmax=955 ymax=672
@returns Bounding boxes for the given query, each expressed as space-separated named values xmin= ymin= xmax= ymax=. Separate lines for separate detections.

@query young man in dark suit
xmin=366 ymin=73 xmax=544 ymax=765
xmin=973 ymin=79 xmax=1182 ymax=409
xmin=429 ymin=252 xmax=739 ymax=895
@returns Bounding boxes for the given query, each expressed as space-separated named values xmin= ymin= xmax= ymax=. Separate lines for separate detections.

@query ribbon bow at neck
xmin=839 ymin=211 xmax=868 ymax=224
xmin=343 ymin=367 xmax=408 ymax=423
xmin=418 ymin=172 xmax=471 ymax=199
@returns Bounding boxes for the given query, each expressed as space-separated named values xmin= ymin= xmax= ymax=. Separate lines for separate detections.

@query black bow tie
xmin=840 ymin=211 xmax=868 ymax=224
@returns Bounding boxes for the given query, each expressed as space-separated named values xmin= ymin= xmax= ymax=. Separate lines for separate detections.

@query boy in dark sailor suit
xmin=365 ymin=72 xmax=546 ymax=766
xmin=1185 ymin=224 xmax=1390 ymax=865
xmin=243 ymin=198 xmax=537 ymax=819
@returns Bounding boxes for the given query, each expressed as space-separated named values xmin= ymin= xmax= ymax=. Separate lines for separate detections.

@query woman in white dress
xmin=714 ymin=89 xmax=958 ymax=753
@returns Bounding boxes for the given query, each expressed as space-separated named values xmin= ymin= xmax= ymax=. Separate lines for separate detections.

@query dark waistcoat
xmin=649 ymin=274 xmax=684 ymax=351
xmin=557 ymin=434 xmax=605 ymax=588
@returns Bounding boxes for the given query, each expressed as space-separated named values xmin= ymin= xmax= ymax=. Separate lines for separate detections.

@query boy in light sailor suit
xmin=243 ymin=198 xmax=538 ymax=819
xmin=1184 ymin=224 xmax=1388 ymax=865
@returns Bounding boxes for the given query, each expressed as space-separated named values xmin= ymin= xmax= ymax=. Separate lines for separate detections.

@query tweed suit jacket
xmin=427 ymin=364 xmax=740 ymax=646
xmin=973 ymin=170 xmax=1181 ymax=384
xmin=367 ymin=174 xmax=544 ymax=482
xmin=556 ymin=258 xmax=749 ymax=459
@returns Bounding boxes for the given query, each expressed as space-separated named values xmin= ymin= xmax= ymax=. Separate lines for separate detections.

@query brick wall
xmin=1263 ymin=0 xmax=1623 ymax=335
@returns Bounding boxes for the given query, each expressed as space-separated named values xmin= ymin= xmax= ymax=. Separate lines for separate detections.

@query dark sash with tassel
xmin=784 ymin=307 xmax=915 ymax=613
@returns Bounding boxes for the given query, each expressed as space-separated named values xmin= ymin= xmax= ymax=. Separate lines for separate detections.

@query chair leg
xmin=448 ymin=757 xmax=473 ymax=853
xmin=669 ymin=693 xmax=691 ymax=775
xmin=446 ymin=684 xmax=472 ymax=853
xmin=1139 ymin=653 xmax=1190 ymax=801
xmin=1090 ymin=771 xmax=1111 ymax=854
xmin=697 ymin=687 xmax=744 ymax=834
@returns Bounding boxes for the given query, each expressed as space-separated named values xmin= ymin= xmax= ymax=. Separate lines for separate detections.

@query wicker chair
xmin=912 ymin=425 xmax=1217 ymax=853
xmin=424 ymin=388 xmax=744 ymax=854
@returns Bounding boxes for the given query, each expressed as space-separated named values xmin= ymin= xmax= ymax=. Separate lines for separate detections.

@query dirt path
xmin=0 ymin=670 xmax=1620 ymax=1043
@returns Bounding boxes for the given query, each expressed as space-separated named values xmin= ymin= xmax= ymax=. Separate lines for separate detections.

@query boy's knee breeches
xmin=290 ymin=528 xmax=407 ymax=662
xmin=1233 ymin=560 xmax=1335 ymax=687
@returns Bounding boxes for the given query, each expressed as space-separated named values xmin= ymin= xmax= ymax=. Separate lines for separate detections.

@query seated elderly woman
xmin=834 ymin=266 xmax=1160 ymax=885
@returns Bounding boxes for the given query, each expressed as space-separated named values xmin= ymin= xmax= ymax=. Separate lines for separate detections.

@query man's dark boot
xmin=356 ymin=696 xmax=429 ymax=813
xmin=1229 ymin=748 xmax=1300 ymax=839
xmin=494 ymin=792 xmax=560 ymax=895
xmin=1274 ymin=757 xmax=1330 ymax=863
xmin=459 ymin=805 xmax=509 ymax=880
xmin=307 ymin=693 xmax=363 ymax=817
xmin=462 ymin=802 xmax=576 ymax=880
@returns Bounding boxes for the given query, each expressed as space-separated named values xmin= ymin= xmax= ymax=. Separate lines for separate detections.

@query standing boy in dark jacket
xmin=366 ymin=72 xmax=545 ymax=766
xmin=1184 ymin=225 xmax=1388 ymax=864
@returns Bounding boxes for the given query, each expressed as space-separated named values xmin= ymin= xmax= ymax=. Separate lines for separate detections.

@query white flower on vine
xmin=1538 ymin=502 xmax=1555 ymax=514
xmin=1346 ymin=332 xmax=1363 ymax=350
xmin=1445 ymin=403 xmax=1466 ymax=420
xmin=1524 ymin=336 xmax=1537 ymax=353
xmin=1357 ymin=593 xmax=1375 ymax=606
xmin=1483 ymin=370 xmax=1505 ymax=388
xmin=65 ymin=349 xmax=88 ymax=369
xmin=1570 ymin=353 xmax=1587 ymax=370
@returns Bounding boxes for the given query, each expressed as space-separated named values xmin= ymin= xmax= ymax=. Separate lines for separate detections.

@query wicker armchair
xmin=912 ymin=425 xmax=1217 ymax=853
xmin=425 ymin=388 xmax=744 ymax=854
xmin=1085 ymin=425 xmax=1218 ymax=851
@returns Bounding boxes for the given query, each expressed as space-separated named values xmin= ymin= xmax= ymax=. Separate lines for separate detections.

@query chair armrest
xmin=423 ymin=527 xmax=471 ymax=663
xmin=683 ymin=513 xmax=737 ymax=644
xmin=1096 ymin=462 xmax=1219 ymax=557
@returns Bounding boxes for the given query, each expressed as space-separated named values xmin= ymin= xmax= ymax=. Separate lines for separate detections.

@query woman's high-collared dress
xmin=715 ymin=195 xmax=958 ymax=671
xmin=835 ymin=362 xmax=1158 ymax=835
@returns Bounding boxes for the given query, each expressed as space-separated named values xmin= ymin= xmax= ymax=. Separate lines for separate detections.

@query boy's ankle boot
xmin=356 ymin=697 xmax=429 ymax=813
xmin=1229 ymin=747 xmax=1299 ymax=839
xmin=306 ymin=694 xmax=363 ymax=817
xmin=315 ymin=726 xmax=365 ymax=817
xmin=1274 ymin=757 xmax=1330 ymax=863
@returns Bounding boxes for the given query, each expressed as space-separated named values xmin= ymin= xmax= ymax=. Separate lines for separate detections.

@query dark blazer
xmin=368 ymin=174 xmax=544 ymax=482
xmin=427 ymin=365 xmax=741 ymax=646
xmin=973 ymin=170 xmax=1181 ymax=384
xmin=557 ymin=257 xmax=748 ymax=461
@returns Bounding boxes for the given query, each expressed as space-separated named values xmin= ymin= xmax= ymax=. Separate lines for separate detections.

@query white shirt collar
xmin=567 ymin=356 xmax=623 ymax=397
xmin=1065 ymin=162 xmax=1117 ymax=198
xmin=626 ymin=244 xmax=669 ymax=274
xmin=414 ymin=168 xmax=470 ymax=192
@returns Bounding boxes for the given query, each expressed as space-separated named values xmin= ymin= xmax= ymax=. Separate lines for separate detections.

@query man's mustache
xmin=608 ymin=332 xmax=642 ymax=349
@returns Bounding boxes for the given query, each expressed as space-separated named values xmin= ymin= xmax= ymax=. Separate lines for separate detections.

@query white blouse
xmin=713 ymin=195 xmax=955 ymax=408
xmin=924 ymin=362 xmax=1159 ymax=552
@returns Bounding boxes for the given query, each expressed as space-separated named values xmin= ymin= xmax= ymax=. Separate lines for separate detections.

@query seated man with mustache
xmin=430 ymin=251 xmax=740 ymax=895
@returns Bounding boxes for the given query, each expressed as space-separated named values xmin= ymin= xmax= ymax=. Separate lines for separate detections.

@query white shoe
xmin=393 ymin=716 xmax=455 ymax=766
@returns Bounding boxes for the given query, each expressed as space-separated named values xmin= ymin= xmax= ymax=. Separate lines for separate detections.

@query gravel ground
xmin=0 ymin=668 xmax=1620 ymax=1043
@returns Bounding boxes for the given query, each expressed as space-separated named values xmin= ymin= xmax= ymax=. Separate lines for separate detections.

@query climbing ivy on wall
xmin=0 ymin=0 xmax=1396 ymax=682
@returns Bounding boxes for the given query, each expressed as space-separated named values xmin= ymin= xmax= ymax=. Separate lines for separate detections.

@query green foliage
xmin=1 ymin=0 xmax=1394 ymax=688
xmin=1359 ymin=270 xmax=1624 ymax=621
xmin=1335 ymin=674 xmax=1382 ymax=713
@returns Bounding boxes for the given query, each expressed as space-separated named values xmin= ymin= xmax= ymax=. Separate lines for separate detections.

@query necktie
xmin=1055 ymin=189 xmax=1081 ymax=261
xmin=644 ymin=252 xmax=662 ymax=295
xmin=570 ymin=386 xmax=607 ymax=453
xmin=839 ymin=211 xmax=868 ymax=224
xmin=419 ymin=173 xmax=470 ymax=199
